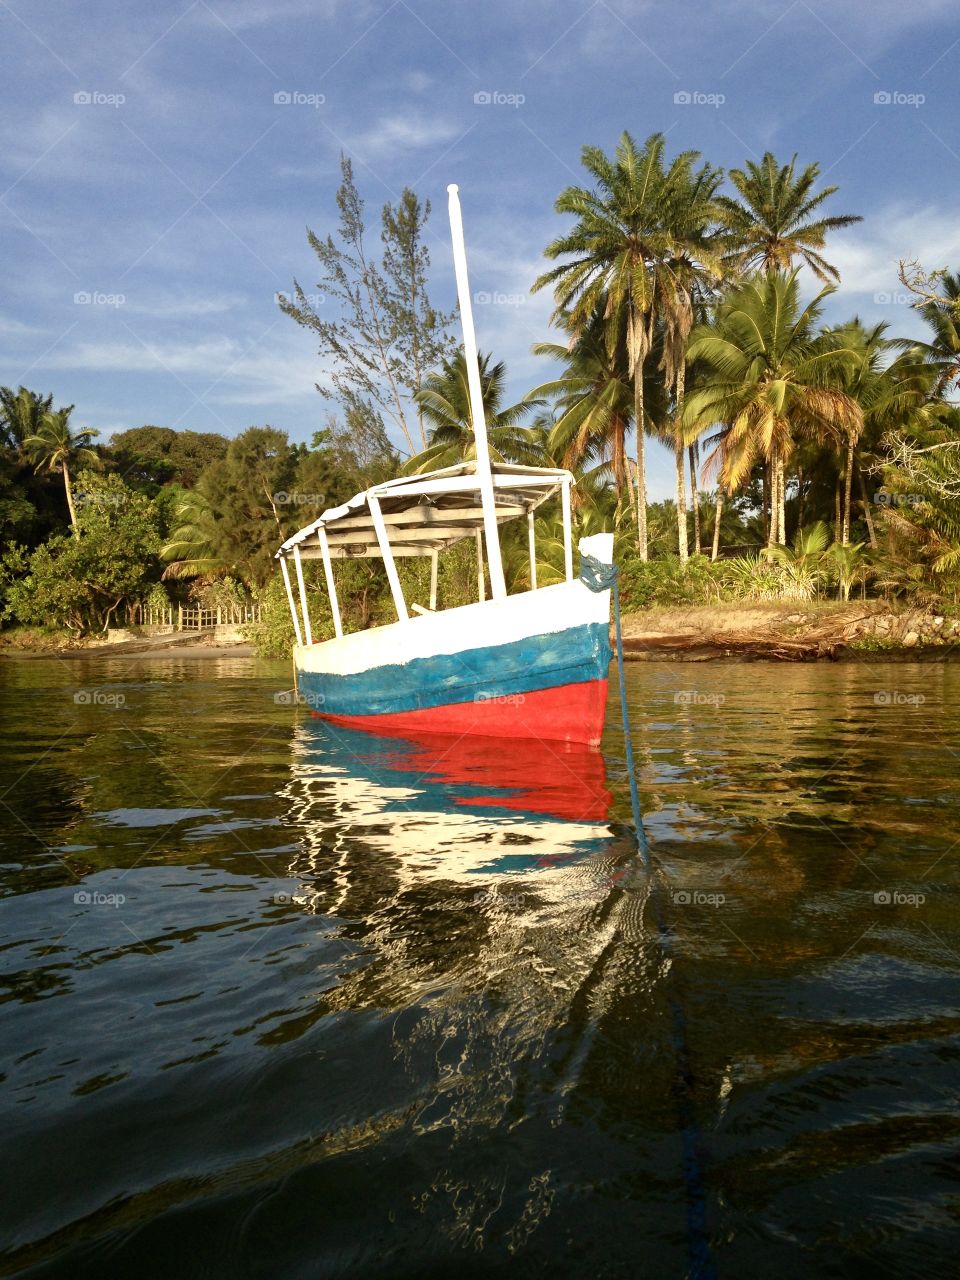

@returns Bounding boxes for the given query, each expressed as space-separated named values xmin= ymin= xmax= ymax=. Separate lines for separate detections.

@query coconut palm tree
xmin=823 ymin=319 xmax=935 ymax=544
xmin=657 ymin=163 xmax=725 ymax=560
xmin=533 ymin=132 xmax=703 ymax=559
xmin=23 ymin=407 xmax=99 ymax=537
xmin=0 ymin=386 xmax=54 ymax=450
xmin=401 ymin=349 xmax=541 ymax=473
xmin=910 ymin=270 xmax=960 ymax=399
xmin=684 ymin=270 xmax=862 ymax=546
xmin=716 ymin=152 xmax=861 ymax=283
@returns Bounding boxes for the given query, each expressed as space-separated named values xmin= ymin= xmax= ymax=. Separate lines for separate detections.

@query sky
xmin=2 ymin=0 xmax=959 ymax=499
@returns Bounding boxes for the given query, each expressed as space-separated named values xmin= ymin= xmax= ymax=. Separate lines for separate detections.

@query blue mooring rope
xmin=580 ymin=551 xmax=716 ymax=1278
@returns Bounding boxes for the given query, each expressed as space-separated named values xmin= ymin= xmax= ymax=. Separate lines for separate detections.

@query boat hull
xmin=294 ymin=579 xmax=612 ymax=745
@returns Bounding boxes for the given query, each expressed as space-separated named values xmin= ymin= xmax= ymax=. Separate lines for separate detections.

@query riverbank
xmin=3 ymin=600 xmax=959 ymax=663
xmin=0 ymin=628 xmax=255 ymax=660
xmin=619 ymin=600 xmax=960 ymax=660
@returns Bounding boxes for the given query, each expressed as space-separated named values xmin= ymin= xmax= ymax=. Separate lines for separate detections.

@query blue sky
xmin=2 ymin=0 xmax=959 ymax=498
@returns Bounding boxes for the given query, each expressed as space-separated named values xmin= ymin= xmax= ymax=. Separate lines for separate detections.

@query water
xmin=1 ymin=654 xmax=958 ymax=1278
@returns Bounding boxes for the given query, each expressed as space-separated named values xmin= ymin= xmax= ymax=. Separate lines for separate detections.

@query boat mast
xmin=446 ymin=184 xmax=507 ymax=600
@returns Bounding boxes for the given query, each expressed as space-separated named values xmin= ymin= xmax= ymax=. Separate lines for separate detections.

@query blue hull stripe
xmin=297 ymin=622 xmax=611 ymax=718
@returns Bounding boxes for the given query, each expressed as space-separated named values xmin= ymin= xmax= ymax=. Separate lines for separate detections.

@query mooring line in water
xmin=580 ymin=552 xmax=716 ymax=1278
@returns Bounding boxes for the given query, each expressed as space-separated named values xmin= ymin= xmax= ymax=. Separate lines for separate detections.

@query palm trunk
xmin=857 ymin=463 xmax=877 ymax=549
xmin=689 ymin=441 xmax=701 ymax=555
xmin=63 ymin=461 xmax=80 ymax=538
xmin=834 ymin=474 xmax=842 ymax=544
xmin=777 ymin=454 xmax=786 ymax=545
xmin=675 ymin=436 xmax=688 ymax=562
xmin=633 ymin=360 xmax=648 ymax=561
xmin=711 ymin=487 xmax=723 ymax=561
xmin=767 ymin=452 xmax=778 ymax=549
xmin=762 ymin=463 xmax=770 ymax=545
xmin=674 ymin=362 xmax=688 ymax=563
xmin=842 ymin=432 xmax=855 ymax=546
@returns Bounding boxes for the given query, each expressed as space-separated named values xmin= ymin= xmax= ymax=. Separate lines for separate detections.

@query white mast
xmin=447 ymin=183 xmax=507 ymax=600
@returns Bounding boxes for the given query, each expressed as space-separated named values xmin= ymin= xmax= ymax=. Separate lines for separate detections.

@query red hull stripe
xmin=316 ymin=678 xmax=609 ymax=745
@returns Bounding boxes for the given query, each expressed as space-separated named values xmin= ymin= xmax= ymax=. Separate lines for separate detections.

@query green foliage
xmin=2 ymin=473 xmax=160 ymax=632
xmin=106 ymin=426 xmax=230 ymax=491
xmin=618 ymin=553 xmax=725 ymax=609
xmin=279 ymin=155 xmax=455 ymax=456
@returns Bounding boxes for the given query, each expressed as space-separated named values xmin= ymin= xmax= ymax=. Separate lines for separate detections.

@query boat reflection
xmin=281 ymin=719 xmax=628 ymax=899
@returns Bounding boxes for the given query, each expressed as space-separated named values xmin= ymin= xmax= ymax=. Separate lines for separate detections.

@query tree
xmin=717 ymin=152 xmax=861 ymax=283
xmin=900 ymin=268 xmax=960 ymax=399
xmin=107 ymin=426 xmax=230 ymax=490
xmin=402 ymin=349 xmax=542 ymax=472
xmin=2 ymin=472 xmax=161 ymax=632
xmin=23 ymin=407 xmax=98 ymax=538
xmin=0 ymin=386 xmax=54 ymax=449
xmin=656 ymin=162 xmax=725 ymax=560
xmin=684 ymin=270 xmax=862 ymax=546
xmin=280 ymin=156 xmax=455 ymax=456
xmin=534 ymin=132 xmax=698 ymax=559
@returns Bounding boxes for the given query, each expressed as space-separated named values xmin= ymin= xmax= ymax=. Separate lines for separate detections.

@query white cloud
xmin=348 ymin=113 xmax=465 ymax=157
xmin=827 ymin=204 xmax=960 ymax=295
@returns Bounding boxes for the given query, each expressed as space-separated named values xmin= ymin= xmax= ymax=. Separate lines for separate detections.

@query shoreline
xmin=2 ymin=601 xmax=958 ymax=663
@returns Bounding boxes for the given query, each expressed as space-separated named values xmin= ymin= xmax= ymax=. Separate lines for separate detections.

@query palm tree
xmin=160 ymin=485 xmax=232 ymax=580
xmin=657 ymin=165 xmax=725 ymax=560
xmin=23 ymin=407 xmax=99 ymax=537
xmin=684 ymin=270 xmax=862 ymax=547
xmin=401 ymin=349 xmax=541 ymax=473
xmin=533 ymin=131 xmax=703 ymax=559
xmin=823 ymin=320 xmax=934 ymax=545
xmin=529 ymin=307 xmax=633 ymax=514
xmin=716 ymin=152 xmax=861 ymax=283
xmin=0 ymin=386 xmax=54 ymax=450
xmin=911 ymin=270 xmax=960 ymax=399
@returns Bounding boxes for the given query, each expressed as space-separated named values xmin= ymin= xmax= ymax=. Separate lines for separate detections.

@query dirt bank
xmin=618 ymin=601 xmax=960 ymax=660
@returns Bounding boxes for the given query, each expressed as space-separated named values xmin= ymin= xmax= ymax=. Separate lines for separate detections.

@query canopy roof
xmin=276 ymin=461 xmax=572 ymax=561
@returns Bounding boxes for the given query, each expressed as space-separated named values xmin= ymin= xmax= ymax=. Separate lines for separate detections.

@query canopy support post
xmin=317 ymin=526 xmax=343 ymax=638
xmin=369 ymin=494 xmax=409 ymax=621
xmin=561 ymin=476 xmax=574 ymax=582
xmin=527 ymin=511 xmax=537 ymax=590
xmin=293 ymin=545 xmax=313 ymax=645
xmin=447 ymin=184 xmax=507 ymax=601
xmin=279 ymin=556 xmax=303 ymax=647
xmin=475 ymin=528 xmax=485 ymax=601
xmin=429 ymin=550 xmax=439 ymax=612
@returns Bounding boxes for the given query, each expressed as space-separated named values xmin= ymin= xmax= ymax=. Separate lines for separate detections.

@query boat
xmin=274 ymin=184 xmax=613 ymax=746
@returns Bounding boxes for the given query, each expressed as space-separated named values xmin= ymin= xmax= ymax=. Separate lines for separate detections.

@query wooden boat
xmin=275 ymin=185 xmax=613 ymax=745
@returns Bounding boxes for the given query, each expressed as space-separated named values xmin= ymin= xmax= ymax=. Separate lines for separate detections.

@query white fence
xmin=127 ymin=602 xmax=262 ymax=630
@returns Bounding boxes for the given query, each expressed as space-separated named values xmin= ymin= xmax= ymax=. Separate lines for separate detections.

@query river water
xmin=0 ymin=655 xmax=957 ymax=1278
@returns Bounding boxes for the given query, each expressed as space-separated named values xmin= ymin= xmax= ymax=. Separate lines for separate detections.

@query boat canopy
xmin=275 ymin=461 xmax=574 ymax=561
